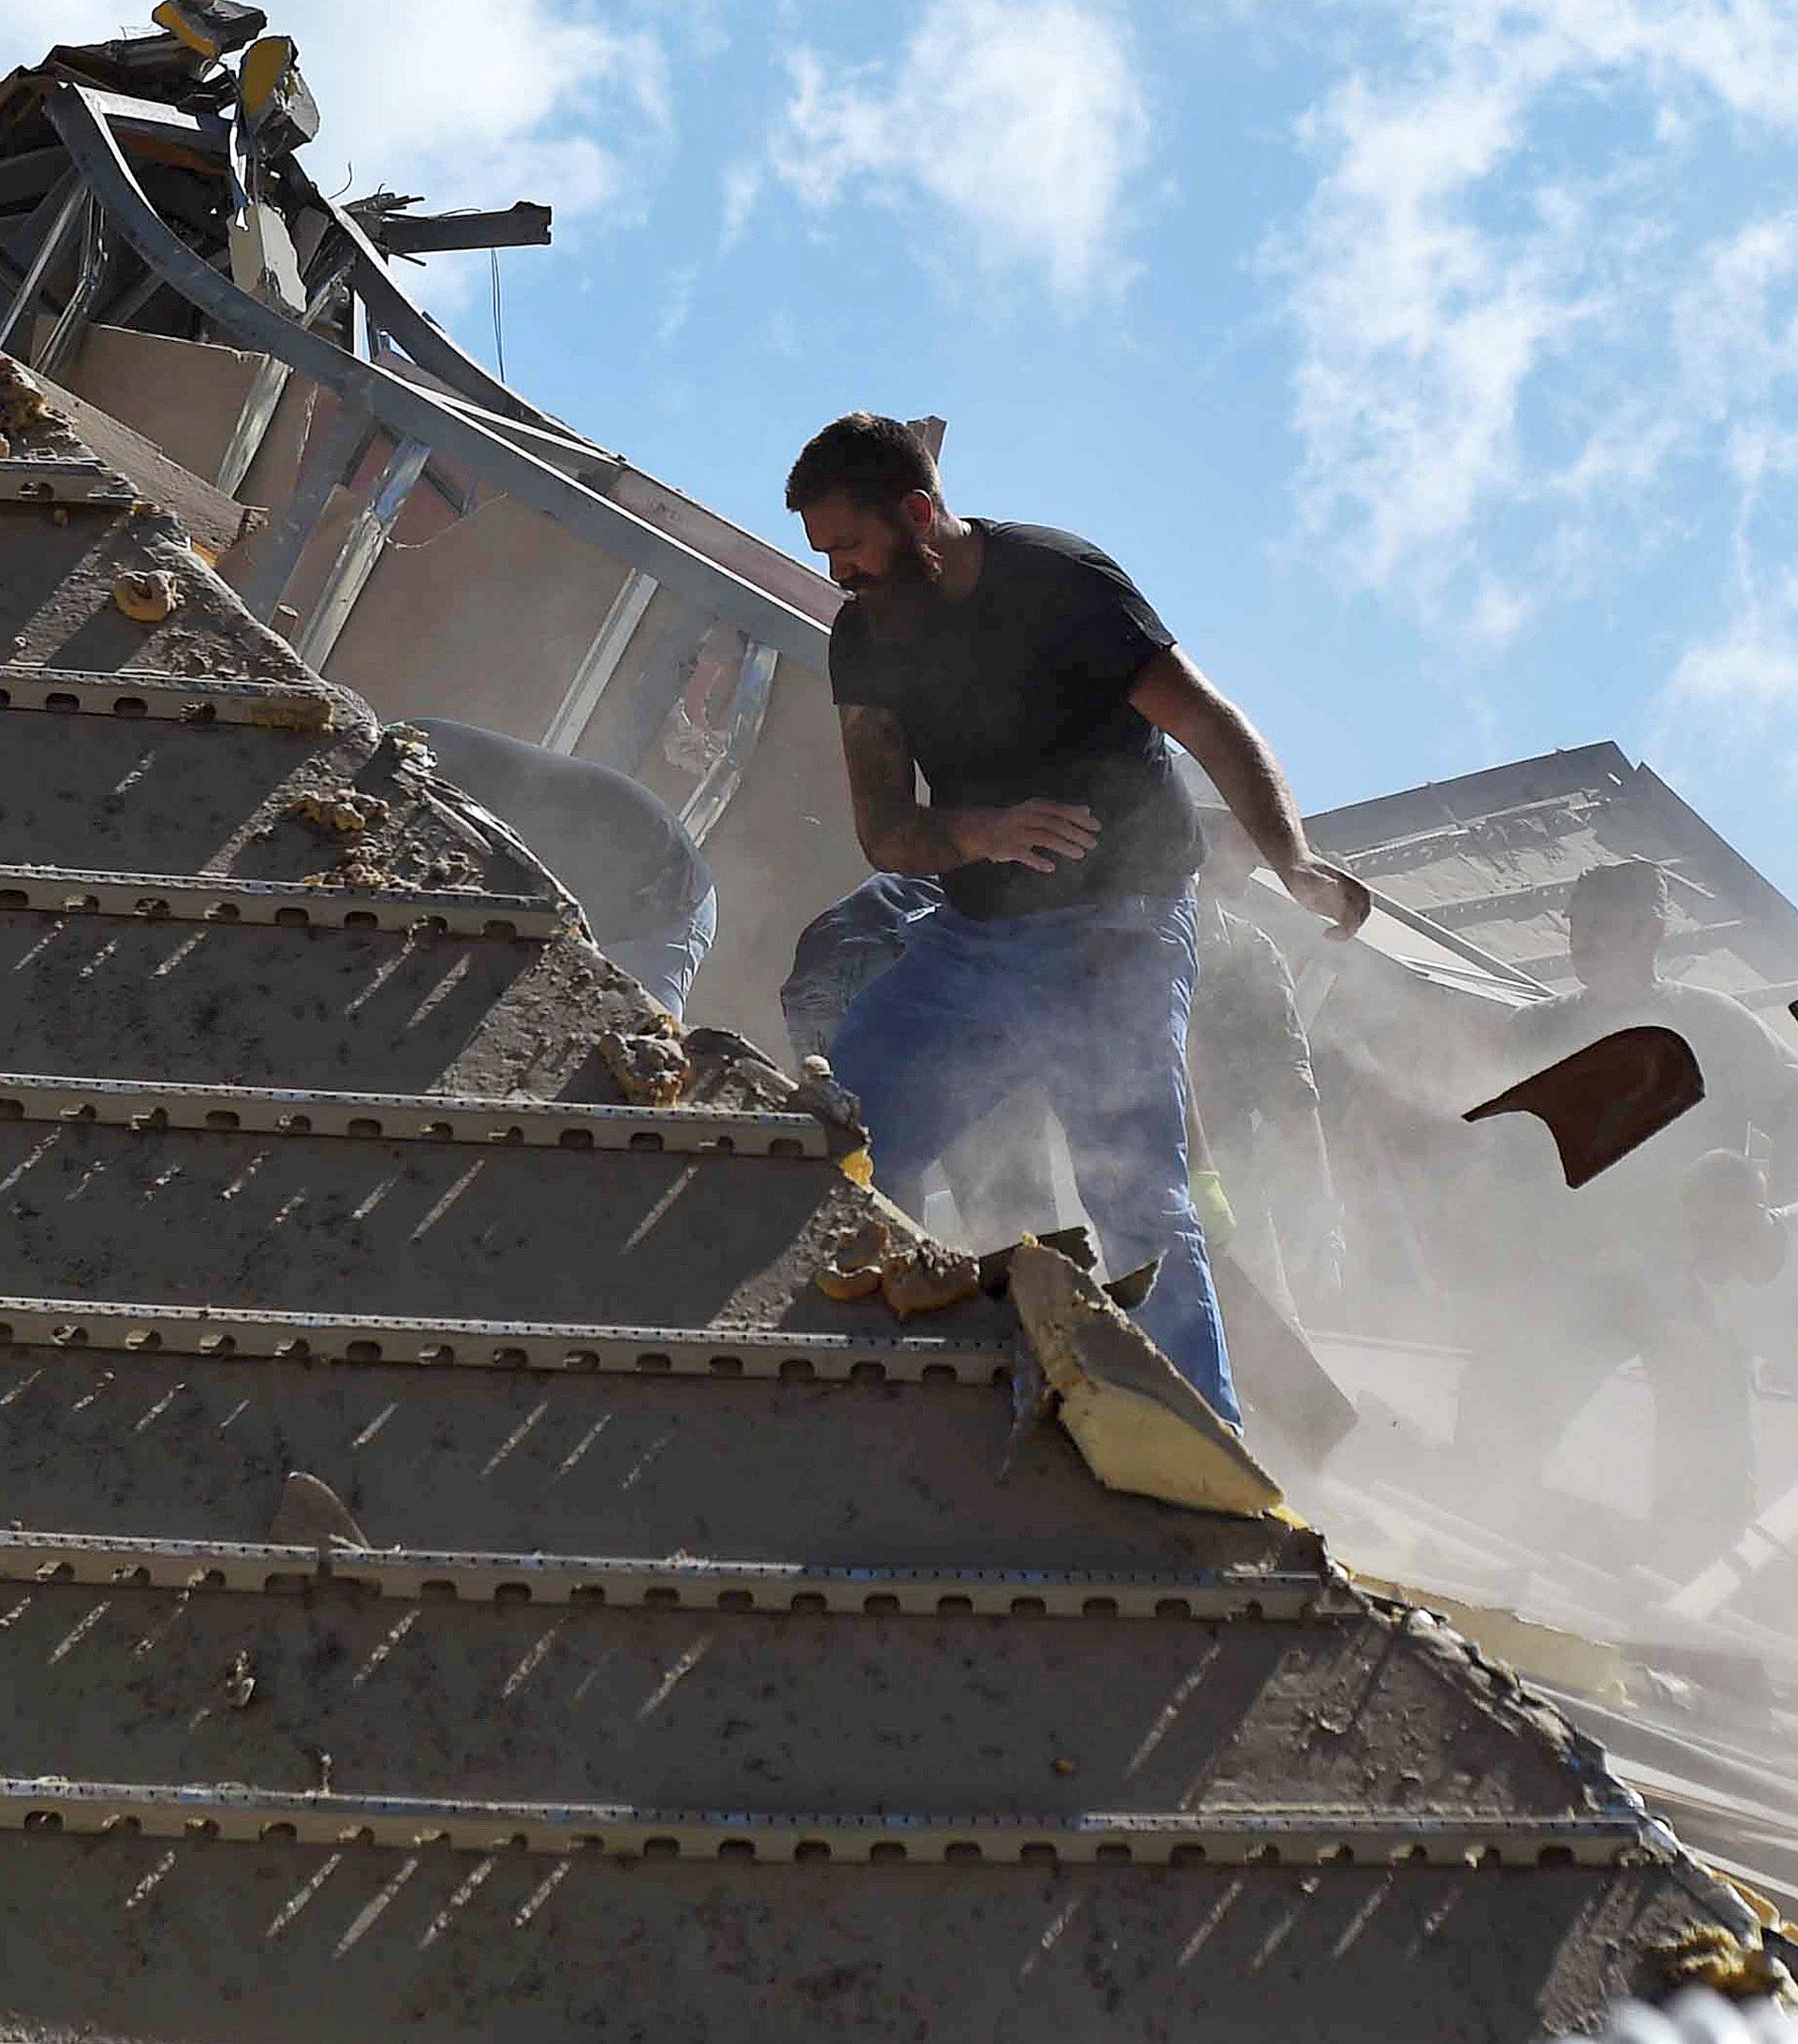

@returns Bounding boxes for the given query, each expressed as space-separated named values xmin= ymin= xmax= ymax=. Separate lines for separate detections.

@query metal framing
xmin=290 ymin=434 xmax=429 ymax=669
xmin=0 ymin=1298 xmax=1010 ymax=1380
xmin=0 ymin=663 xmax=334 ymax=729
xmin=541 ymin=569 xmax=659 ymax=755
xmin=0 ymin=865 xmax=567 ymax=936
xmin=0 ymin=1776 xmax=1655 ymax=1868
xmin=0 ymin=1070 xmax=828 ymax=1156
xmin=0 ymin=1530 xmax=1342 ymax=1621
xmin=34 ymin=190 xmax=111 ymax=376
xmin=47 ymin=85 xmax=830 ymax=669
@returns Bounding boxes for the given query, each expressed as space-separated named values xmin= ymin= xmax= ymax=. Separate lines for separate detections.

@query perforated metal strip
xmin=0 ymin=1071 xmax=828 ymax=1157
xmin=0 ymin=865 xmax=567 ymax=937
xmin=0 ymin=1530 xmax=1342 ymax=1621
xmin=0 ymin=662 xmax=332 ymax=729
xmin=0 ymin=1299 xmax=1011 ymax=1379
xmin=0 ymin=1779 xmax=1654 ymax=1867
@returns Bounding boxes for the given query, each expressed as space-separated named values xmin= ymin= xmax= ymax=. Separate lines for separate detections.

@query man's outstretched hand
xmin=1282 ymin=857 xmax=1372 ymax=940
xmin=955 ymin=800 xmax=1101 ymax=874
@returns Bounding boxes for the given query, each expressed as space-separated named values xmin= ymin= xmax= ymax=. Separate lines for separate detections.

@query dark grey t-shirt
xmin=828 ymin=521 xmax=1201 ymax=919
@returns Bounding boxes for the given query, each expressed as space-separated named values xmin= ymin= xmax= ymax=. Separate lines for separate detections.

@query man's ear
xmin=901 ymin=488 xmax=936 ymax=535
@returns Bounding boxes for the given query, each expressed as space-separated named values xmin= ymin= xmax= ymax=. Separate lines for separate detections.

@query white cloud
xmin=0 ymin=1 xmax=674 ymax=307
xmin=1277 ymin=0 xmax=1798 ymax=619
xmin=758 ymin=0 xmax=1151 ymax=306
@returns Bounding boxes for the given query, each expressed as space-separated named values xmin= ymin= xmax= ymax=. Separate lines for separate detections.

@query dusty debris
xmin=268 ymin=1471 xmax=368 ymax=1549
xmin=599 ymin=1025 xmax=691 ymax=1107
xmin=1651 ymin=1923 xmax=1792 ymax=2001
xmin=792 ymin=1053 xmax=868 ymax=1146
xmin=978 ymin=1225 xmax=1097 ymax=1297
xmin=814 ymin=1217 xmax=891 ymax=1302
xmin=292 ymin=787 xmax=391 ymax=835
xmin=0 ymin=360 xmax=49 ymax=433
xmin=223 ymin=1649 xmax=257 ymax=1710
xmin=880 ymin=1240 xmax=981 ymax=1321
xmin=1102 ymin=1259 xmax=1160 ymax=1311
xmin=111 ymin=569 xmax=184 ymax=625
xmin=1007 ymin=1239 xmax=1281 ymax=1518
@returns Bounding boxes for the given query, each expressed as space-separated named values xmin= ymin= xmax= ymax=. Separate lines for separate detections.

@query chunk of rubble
xmin=1006 ymin=1239 xmax=1282 ymax=1518
xmin=111 ymin=568 xmax=184 ymax=624
xmin=598 ymin=1023 xmax=690 ymax=1106
xmin=0 ymin=360 xmax=49 ymax=432
xmin=292 ymin=787 xmax=391 ymax=834
xmin=812 ymin=1217 xmax=980 ymax=1320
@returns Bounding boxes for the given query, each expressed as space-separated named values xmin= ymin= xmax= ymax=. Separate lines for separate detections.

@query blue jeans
xmin=607 ymin=886 xmax=717 ymax=1019
xmin=830 ymin=890 xmax=1238 ymax=1425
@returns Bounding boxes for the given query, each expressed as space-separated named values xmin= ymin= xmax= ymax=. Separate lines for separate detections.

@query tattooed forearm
xmin=838 ymin=705 xmax=971 ymax=875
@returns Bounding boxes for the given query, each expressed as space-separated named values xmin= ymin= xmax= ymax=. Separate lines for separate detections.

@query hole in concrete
xmin=557 ymin=1129 xmax=594 ymax=1151
xmin=23 ymin=1810 xmax=62 ymax=1832
xmin=345 ymin=1341 xmax=383 ymax=1363
xmin=203 ymin=1110 xmax=241 ymax=1131
xmin=1020 ymin=1842 xmax=1058 ymax=1865
xmin=716 ymin=1839 xmax=756 ymax=1861
xmin=1155 ymin=1598 xmax=1193 ymax=1620
xmin=769 ymin=1138 xmax=803 ymax=1158
xmin=494 ymin=1582 xmax=532 ymax=1606
xmin=206 ymin=903 xmax=241 ymax=923
xmin=273 ymin=908 xmax=310 ymax=929
xmin=1095 ymin=1845 xmax=1134 ymax=1865
xmin=636 ymin=1353 xmax=671 ymax=1375
xmin=111 ymin=697 xmax=148 ymax=717
xmin=869 ymin=1842 xmax=907 ymax=1864
xmin=1171 ymin=1844 xmax=1208 ymax=1867
xmin=1082 ymin=1597 xmax=1119 ymax=1619
xmin=794 ymin=1840 xmax=832 ymax=1863
xmin=778 ymin=1359 xmax=815 ymax=1382
xmin=1009 ymin=1596 xmax=1047 ymax=1618
xmin=707 ymin=1356 xmax=743 ymax=1378
xmin=44 ymin=692 xmax=78 ymax=712
xmin=343 ymin=911 xmax=377 ymax=931
xmin=945 ymin=1842 xmax=982 ymax=1863
xmin=628 ymin=1132 xmax=664 ymax=1153
xmin=642 ymin=1837 xmax=680 ymax=1860
xmin=346 ymin=1118 xmax=382 ymax=1139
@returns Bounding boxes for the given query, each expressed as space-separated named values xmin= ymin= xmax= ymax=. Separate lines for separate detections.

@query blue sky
xmin=7 ymin=0 xmax=1798 ymax=891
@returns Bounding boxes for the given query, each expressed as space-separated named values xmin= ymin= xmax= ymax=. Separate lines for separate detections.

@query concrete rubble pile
xmin=0 ymin=17 xmax=1794 ymax=2041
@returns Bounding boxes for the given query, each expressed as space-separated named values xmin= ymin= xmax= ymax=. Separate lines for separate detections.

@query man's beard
xmin=844 ymin=522 xmax=944 ymax=645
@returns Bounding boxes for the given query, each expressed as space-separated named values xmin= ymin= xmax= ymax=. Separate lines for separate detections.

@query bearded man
xmin=785 ymin=414 xmax=1368 ymax=1425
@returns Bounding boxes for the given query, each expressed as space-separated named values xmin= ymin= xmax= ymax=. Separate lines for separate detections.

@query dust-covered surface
xmin=0 ymin=1580 xmax=1609 ymax=1817
xmin=0 ymin=1832 xmax=1732 ymax=2044
xmin=0 ymin=1119 xmax=1013 ymax=1341
xmin=0 ymin=1350 xmax=1318 ymax=1578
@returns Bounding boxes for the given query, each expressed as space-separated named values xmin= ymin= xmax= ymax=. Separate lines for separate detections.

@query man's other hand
xmin=1282 ymin=858 xmax=1371 ymax=940
xmin=956 ymin=800 xmax=1100 ymax=874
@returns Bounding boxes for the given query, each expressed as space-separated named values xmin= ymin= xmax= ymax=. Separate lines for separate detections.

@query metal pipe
xmin=291 ymin=434 xmax=429 ymax=669
xmin=35 ymin=193 xmax=111 ymax=376
xmin=0 ymin=174 xmax=83 ymax=354
xmin=235 ymin=393 xmax=372 ymax=622
xmin=541 ymin=570 xmax=659 ymax=755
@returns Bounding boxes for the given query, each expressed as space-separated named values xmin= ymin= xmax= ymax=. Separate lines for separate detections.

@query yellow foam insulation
xmin=1008 ymin=1239 xmax=1282 ymax=1519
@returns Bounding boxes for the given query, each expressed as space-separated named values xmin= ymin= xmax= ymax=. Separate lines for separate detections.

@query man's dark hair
xmin=1569 ymin=859 xmax=1671 ymax=919
xmin=785 ymin=413 xmax=941 ymax=515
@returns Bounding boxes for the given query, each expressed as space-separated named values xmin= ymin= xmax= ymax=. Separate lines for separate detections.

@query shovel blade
xmin=1464 ymin=1024 xmax=1703 ymax=1189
